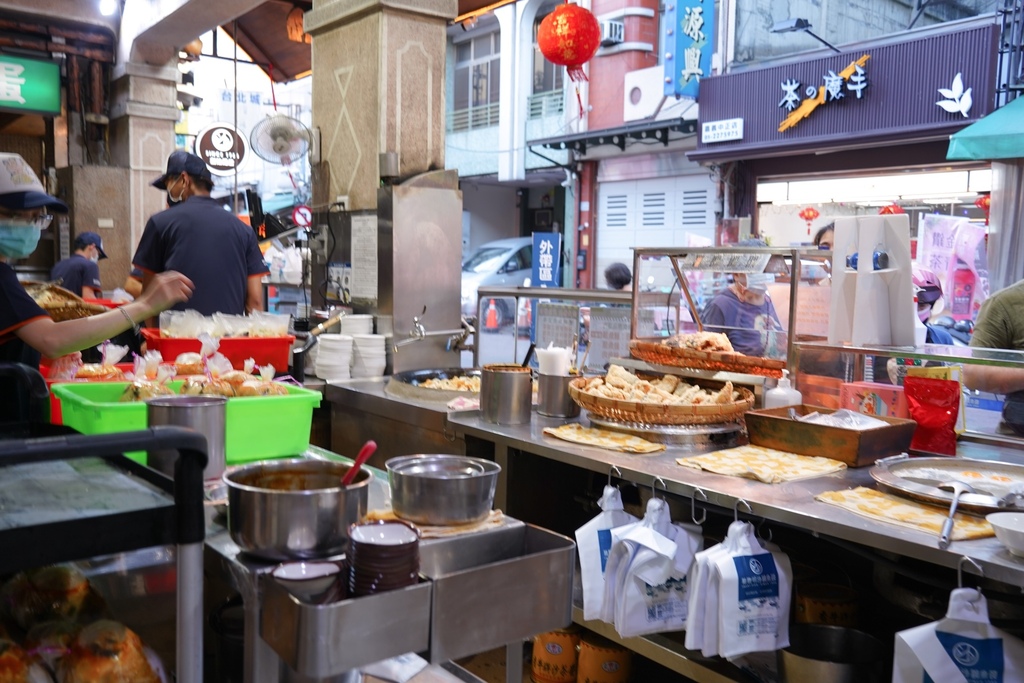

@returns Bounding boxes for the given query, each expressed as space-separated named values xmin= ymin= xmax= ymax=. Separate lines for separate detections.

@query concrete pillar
xmin=305 ymin=0 xmax=457 ymax=211
xmin=107 ymin=60 xmax=180 ymax=252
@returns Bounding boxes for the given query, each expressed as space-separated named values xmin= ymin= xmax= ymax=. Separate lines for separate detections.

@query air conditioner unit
xmin=600 ymin=20 xmax=624 ymax=47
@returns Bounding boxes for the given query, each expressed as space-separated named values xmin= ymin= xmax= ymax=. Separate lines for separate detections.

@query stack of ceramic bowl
xmin=340 ymin=314 xmax=374 ymax=336
xmin=315 ymin=334 xmax=354 ymax=380
xmin=351 ymin=334 xmax=387 ymax=378
xmin=348 ymin=521 xmax=420 ymax=597
xmin=271 ymin=560 xmax=346 ymax=603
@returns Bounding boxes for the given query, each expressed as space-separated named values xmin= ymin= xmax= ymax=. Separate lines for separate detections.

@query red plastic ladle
xmin=341 ymin=440 xmax=377 ymax=487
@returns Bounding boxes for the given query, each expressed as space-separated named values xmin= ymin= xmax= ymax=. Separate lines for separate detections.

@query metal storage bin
xmin=260 ymin=577 xmax=432 ymax=679
xmin=418 ymin=522 xmax=575 ymax=663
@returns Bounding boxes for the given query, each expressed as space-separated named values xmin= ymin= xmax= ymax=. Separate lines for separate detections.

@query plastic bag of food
xmin=797 ymin=408 xmax=887 ymax=431
xmin=904 ymin=376 xmax=960 ymax=456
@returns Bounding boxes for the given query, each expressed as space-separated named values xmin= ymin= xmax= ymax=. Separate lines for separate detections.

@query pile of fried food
xmin=578 ymin=365 xmax=738 ymax=405
xmin=420 ymin=375 xmax=481 ymax=392
xmin=0 ymin=565 xmax=162 ymax=682
xmin=120 ymin=370 xmax=289 ymax=402
xmin=663 ymin=330 xmax=734 ymax=353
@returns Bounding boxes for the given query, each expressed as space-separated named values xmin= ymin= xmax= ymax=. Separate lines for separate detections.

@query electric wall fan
xmin=249 ymin=113 xmax=311 ymax=165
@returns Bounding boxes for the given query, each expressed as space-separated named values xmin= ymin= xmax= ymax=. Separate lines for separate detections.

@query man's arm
xmin=962 ymin=365 xmax=1024 ymax=394
xmin=81 ymin=285 xmax=101 ymax=299
xmin=245 ymin=274 xmax=264 ymax=314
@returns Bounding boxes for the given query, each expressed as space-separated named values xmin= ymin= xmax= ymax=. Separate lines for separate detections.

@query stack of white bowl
xmin=315 ymin=334 xmax=354 ymax=380
xmin=341 ymin=314 xmax=374 ymax=336
xmin=351 ymin=334 xmax=387 ymax=378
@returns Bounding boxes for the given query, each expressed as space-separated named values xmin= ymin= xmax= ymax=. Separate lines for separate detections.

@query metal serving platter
xmin=384 ymin=367 xmax=481 ymax=403
xmin=870 ymin=454 xmax=1024 ymax=515
xmin=588 ymin=414 xmax=744 ymax=451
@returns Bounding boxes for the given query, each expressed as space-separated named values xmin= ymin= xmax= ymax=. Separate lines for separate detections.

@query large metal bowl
xmin=386 ymin=455 xmax=500 ymax=525
xmin=225 ymin=458 xmax=371 ymax=560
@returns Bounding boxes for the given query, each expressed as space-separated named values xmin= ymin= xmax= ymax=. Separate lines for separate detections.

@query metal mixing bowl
xmin=386 ymin=455 xmax=501 ymax=525
xmin=225 ymin=458 xmax=371 ymax=560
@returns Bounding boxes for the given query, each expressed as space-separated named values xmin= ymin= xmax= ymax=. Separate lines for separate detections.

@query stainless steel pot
xmin=386 ymin=454 xmax=500 ymax=525
xmin=480 ymin=364 xmax=532 ymax=425
xmin=225 ymin=458 xmax=371 ymax=560
xmin=779 ymin=624 xmax=885 ymax=683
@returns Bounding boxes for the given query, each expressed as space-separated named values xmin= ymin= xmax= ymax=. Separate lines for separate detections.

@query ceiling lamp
xmin=770 ymin=18 xmax=841 ymax=54
xmin=99 ymin=0 xmax=118 ymax=16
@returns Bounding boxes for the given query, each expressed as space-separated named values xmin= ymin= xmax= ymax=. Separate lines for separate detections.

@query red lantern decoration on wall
xmin=798 ymin=206 xmax=820 ymax=235
xmin=538 ymin=2 xmax=601 ymax=116
xmin=878 ymin=203 xmax=905 ymax=215
xmin=975 ymin=194 xmax=991 ymax=225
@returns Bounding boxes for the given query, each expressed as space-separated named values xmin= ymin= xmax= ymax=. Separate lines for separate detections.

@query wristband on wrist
xmin=119 ymin=306 xmax=141 ymax=335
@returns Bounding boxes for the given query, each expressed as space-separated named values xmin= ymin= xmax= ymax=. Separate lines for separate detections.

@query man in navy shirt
xmin=50 ymin=231 xmax=106 ymax=298
xmin=133 ymin=151 xmax=269 ymax=317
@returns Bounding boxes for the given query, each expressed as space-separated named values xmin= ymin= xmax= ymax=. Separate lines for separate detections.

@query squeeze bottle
xmin=764 ymin=369 xmax=802 ymax=409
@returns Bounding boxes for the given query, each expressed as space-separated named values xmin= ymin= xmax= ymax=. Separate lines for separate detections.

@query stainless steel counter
xmin=325 ymin=378 xmax=464 ymax=467
xmin=446 ymin=410 xmax=1024 ymax=587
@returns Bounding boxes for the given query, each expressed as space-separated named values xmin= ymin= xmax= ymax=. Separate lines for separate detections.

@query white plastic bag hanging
xmin=894 ymin=587 xmax=1024 ymax=683
xmin=713 ymin=520 xmax=793 ymax=660
xmin=575 ymin=484 xmax=639 ymax=621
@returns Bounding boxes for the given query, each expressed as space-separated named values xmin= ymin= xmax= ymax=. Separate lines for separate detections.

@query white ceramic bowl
xmin=986 ymin=512 xmax=1024 ymax=557
xmin=272 ymin=561 xmax=343 ymax=601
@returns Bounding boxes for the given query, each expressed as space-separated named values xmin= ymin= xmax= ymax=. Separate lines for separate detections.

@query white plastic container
xmin=764 ymin=369 xmax=803 ymax=409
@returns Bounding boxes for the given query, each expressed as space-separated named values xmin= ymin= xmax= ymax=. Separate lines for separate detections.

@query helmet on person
xmin=913 ymin=265 xmax=943 ymax=321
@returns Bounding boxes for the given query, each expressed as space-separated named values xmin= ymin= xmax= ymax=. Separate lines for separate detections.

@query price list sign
xmin=587 ymin=307 xmax=632 ymax=372
xmin=535 ymin=303 xmax=580 ymax=352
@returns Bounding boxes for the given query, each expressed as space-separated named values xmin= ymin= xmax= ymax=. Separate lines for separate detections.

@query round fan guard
xmin=250 ymin=115 xmax=310 ymax=165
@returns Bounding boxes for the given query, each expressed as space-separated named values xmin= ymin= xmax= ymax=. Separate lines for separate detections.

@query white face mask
xmin=744 ymin=273 xmax=776 ymax=293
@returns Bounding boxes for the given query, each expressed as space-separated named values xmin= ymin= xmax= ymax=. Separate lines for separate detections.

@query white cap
xmin=0 ymin=153 xmax=68 ymax=213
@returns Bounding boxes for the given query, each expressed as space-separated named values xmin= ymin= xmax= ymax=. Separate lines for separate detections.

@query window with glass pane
xmin=533 ymin=13 xmax=564 ymax=93
xmin=452 ymin=32 xmax=501 ymax=129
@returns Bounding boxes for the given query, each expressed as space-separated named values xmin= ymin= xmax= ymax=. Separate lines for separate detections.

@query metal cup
xmin=537 ymin=374 xmax=580 ymax=418
xmin=146 ymin=395 xmax=227 ymax=481
xmin=480 ymin=364 xmax=532 ymax=425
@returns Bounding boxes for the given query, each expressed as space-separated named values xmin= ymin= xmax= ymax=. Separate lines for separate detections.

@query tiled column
xmin=306 ymin=0 xmax=457 ymax=211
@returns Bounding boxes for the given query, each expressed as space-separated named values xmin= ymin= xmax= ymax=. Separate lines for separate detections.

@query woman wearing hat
xmin=0 ymin=153 xmax=193 ymax=369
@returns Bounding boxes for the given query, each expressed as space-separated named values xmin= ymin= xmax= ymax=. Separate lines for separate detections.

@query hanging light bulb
xmin=99 ymin=0 xmax=118 ymax=16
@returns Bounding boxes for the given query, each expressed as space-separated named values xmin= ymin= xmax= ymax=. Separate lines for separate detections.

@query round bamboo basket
xmin=568 ymin=376 xmax=754 ymax=426
xmin=629 ymin=340 xmax=786 ymax=379
xmin=22 ymin=281 xmax=107 ymax=321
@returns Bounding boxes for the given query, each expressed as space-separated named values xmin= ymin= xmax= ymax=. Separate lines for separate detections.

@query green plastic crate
xmin=52 ymin=381 xmax=322 ymax=465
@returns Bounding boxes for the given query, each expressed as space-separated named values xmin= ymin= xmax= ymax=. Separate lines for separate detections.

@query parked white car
xmin=461 ymin=237 xmax=533 ymax=328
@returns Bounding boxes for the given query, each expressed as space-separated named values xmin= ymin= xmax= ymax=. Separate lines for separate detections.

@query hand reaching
xmin=138 ymin=271 xmax=194 ymax=317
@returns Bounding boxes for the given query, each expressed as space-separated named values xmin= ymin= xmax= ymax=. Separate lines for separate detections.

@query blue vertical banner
xmin=531 ymin=232 xmax=562 ymax=288
xmin=663 ymin=0 xmax=715 ymax=99
xmin=530 ymin=232 xmax=562 ymax=344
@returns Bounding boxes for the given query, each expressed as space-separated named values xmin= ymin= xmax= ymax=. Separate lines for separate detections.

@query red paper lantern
xmin=878 ymin=203 xmax=905 ymax=215
xmin=538 ymin=2 xmax=601 ymax=83
xmin=975 ymin=194 xmax=991 ymax=225
xmin=798 ymin=206 xmax=820 ymax=235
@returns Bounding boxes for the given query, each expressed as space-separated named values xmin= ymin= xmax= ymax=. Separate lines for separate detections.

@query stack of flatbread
xmin=578 ymin=364 xmax=737 ymax=406
xmin=543 ymin=423 xmax=665 ymax=454
xmin=677 ymin=444 xmax=847 ymax=483
xmin=816 ymin=487 xmax=994 ymax=540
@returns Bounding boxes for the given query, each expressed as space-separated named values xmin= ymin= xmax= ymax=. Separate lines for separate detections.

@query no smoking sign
xmin=292 ymin=205 xmax=313 ymax=227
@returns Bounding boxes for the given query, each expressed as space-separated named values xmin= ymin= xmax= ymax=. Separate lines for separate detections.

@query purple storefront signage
xmin=689 ymin=23 xmax=999 ymax=162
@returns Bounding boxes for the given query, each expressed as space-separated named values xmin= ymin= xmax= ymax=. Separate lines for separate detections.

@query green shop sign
xmin=0 ymin=55 xmax=60 ymax=115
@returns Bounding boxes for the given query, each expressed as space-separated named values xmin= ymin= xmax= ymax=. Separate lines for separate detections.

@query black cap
xmin=73 ymin=231 xmax=107 ymax=259
xmin=151 ymin=151 xmax=213 ymax=189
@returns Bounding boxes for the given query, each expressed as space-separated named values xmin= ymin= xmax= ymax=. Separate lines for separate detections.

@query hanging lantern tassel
xmin=538 ymin=2 xmax=601 ymax=118
xmin=798 ymin=207 xmax=820 ymax=235
xmin=975 ymin=194 xmax=991 ymax=225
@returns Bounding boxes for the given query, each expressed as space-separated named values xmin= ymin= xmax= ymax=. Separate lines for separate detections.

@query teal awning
xmin=947 ymin=96 xmax=1024 ymax=160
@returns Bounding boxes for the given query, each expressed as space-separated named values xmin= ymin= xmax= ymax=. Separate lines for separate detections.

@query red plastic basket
xmin=141 ymin=328 xmax=295 ymax=371
xmin=43 ymin=362 xmax=134 ymax=425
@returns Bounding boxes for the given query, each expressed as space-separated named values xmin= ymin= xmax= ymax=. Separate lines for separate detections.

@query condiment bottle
xmin=764 ymin=369 xmax=802 ymax=409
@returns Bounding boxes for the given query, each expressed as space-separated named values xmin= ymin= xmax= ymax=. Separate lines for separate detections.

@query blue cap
xmin=74 ymin=231 xmax=107 ymax=259
xmin=151 ymin=151 xmax=213 ymax=189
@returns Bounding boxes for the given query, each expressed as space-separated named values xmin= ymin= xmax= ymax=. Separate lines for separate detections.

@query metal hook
xmin=734 ymin=499 xmax=752 ymax=522
xmin=691 ymin=488 xmax=707 ymax=526
xmin=650 ymin=476 xmax=667 ymax=500
xmin=957 ymin=556 xmax=985 ymax=606
xmin=757 ymin=518 xmax=774 ymax=544
xmin=608 ymin=465 xmax=622 ymax=488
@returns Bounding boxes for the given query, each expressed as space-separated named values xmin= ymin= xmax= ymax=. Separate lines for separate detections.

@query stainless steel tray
xmin=870 ymin=454 xmax=1024 ymax=515
xmin=384 ymin=367 xmax=482 ymax=403
xmin=418 ymin=522 xmax=575 ymax=664
xmin=260 ymin=576 xmax=432 ymax=678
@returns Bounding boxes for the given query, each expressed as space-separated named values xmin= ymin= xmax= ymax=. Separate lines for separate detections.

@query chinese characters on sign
xmin=701 ymin=118 xmax=744 ymax=143
xmin=532 ymin=232 xmax=563 ymax=288
xmin=0 ymin=55 xmax=60 ymax=115
xmin=777 ymin=55 xmax=871 ymax=132
xmin=663 ymin=0 xmax=715 ymax=99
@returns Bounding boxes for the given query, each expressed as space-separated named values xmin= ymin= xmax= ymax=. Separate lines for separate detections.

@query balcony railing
xmin=448 ymin=102 xmax=500 ymax=132
xmin=528 ymin=90 xmax=564 ymax=120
